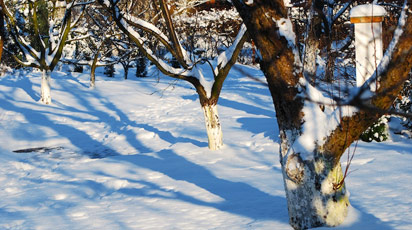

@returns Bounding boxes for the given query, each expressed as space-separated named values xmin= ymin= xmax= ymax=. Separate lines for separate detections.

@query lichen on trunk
xmin=280 ymin=134 xmax=349 ymax=229
xmin=202 ymin=104 xmax=223 ymax=150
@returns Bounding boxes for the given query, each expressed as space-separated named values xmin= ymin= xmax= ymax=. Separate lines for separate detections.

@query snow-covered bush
xmin=0 ymin=64 xmax=13 ymax=76
xmin=360 ymin=116 xmax=389 ymax=142
xmin=394 ymin=77 xmax=412 ymax=131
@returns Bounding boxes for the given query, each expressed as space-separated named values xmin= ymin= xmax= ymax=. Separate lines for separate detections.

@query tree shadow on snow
xmin=0 ymin=73 xmax=207 ymax=156
xmin=0 ymin=207 xmax=27 ymax=224
xmin=237 ymin=117 xmax=279 ymax=142
xmin=0 ymin=73 xmax=287 ymax=224
xmin=218 ymin=97 xmax=275 ymax=118
xmin=359 ymin=141 xmax=412 ymax=156
xmin=136 ymin=123 xmax=207 ymax=148
xmin=113 ymin=149 xmax=289 ymax=222
xmin=0 ymin=97 xmax=119 ymax=158
xmin=0 ymin=73 xmax=41 ymax=102
xmin=55 ymin=75 xmax=207 ymax=151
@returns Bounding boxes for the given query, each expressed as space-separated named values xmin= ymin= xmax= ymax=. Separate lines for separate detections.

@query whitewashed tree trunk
xmin=202 ymin=104 xmax=223 ymax=150
xmin=280 ymin=133 xmax=349 ymax=230
xmin=40 ymin=70 xmax=52 ymax=104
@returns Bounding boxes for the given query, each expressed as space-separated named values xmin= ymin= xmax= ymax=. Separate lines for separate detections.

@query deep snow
xmin=0 ymin=65 xmax=411 ymax=229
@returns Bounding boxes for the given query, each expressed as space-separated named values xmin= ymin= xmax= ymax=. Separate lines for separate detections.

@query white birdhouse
xmin=350 ymin=4 xmax=386 ymax=89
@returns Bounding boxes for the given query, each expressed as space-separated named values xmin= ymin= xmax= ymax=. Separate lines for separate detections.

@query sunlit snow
xmin=0 ymin=65 xmax=411 ymax=229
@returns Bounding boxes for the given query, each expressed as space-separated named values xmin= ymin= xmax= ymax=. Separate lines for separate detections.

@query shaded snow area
xmin=1 ymin=65 xmax=412 ymax=229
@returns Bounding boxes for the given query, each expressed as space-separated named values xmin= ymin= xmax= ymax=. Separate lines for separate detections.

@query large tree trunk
xmin=233 ymin=0 xmax=412 ymax=229
xmin=202 ymin=103 xmax=223 ymax=150
xmin=280 ymin=134 xmax=349 ymax=229
xmin=40 ymin=70 xmax=52 ymax=104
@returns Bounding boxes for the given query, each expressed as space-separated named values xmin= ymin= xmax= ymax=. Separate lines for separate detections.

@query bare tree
xmin=232 ymin=0 xmax=412 ymax=229
xmin=0 ymin=0 xmax=88 ymax=104
xmin=62 ymin=2 xmax=132 ymax=88
xmin=98 ymin=0 xmax=248 ymax=150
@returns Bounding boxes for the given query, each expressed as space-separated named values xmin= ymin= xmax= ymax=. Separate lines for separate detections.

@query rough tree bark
xmin=233 ymin=0 xmax=412 ymax=229
xmin=202 ymin=103 xmax=223 ymax=150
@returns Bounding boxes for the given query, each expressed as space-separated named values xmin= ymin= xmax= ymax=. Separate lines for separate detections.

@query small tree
xmin=0 ymin=0 xmax=87 ymax=104
xmin=61 ymin=2 xmax=122 ymax=88
xmin=233 ymin=0 xmax=412 ymax=229
xmin=99 ymin=0 xmax=248 ymax=150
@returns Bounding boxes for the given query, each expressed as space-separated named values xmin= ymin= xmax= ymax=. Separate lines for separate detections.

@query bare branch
xmin=158 ymin=0 xmax=190 ymax=68
xmin=98 ymin=0 xmax=198 ymax=84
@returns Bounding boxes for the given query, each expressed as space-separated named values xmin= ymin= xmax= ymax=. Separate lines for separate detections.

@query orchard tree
xmin=98 ymin=0 xmax=248 ymax=150
xmin=232 ymin=0 xmax=412 ymax=229
xmin=62 ymin=2 xmax=133 ymax=87
xmin=0 ymin=0 xmax=88 ymax=104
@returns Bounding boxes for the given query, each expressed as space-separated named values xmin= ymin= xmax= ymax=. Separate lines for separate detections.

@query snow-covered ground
xmin=0 ymin=65 xmax=411 ymax=229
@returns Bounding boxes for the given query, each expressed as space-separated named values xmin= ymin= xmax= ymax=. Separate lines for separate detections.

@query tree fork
xmin=324 ymin=2 xmax=412 ymax=163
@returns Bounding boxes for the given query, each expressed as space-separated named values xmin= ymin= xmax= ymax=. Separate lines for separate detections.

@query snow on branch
xmin=0 ymin=1 xmax=41 ymax=66
xmin=332 ymin=2 xmax=352 ymax=23
xmin=215 ymin=24 xmax=247 ymax=76
xmin=118 ymin=16 xmax=193 ymax=77
xmin=124 ymin=14 xmax=170 ymax=46
xmin=99 ymin=0 xmax=247 ymax=99
xmin=272 ymin=16 xmax=302 ymax=70
xmin=159 ymin=0 xmax=191 ymax=68
xmin=295 ymin=78 xmax=358 ymax=159
xmin=122 ymin=13 xmax=183 ymax=62
xmin=1 ymin=0 xmax=89 ymax=71
xmin=99 ymin=0 xmax=196 ymax=80
xmin=377 ymin=1 xmax=408 ymax=77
